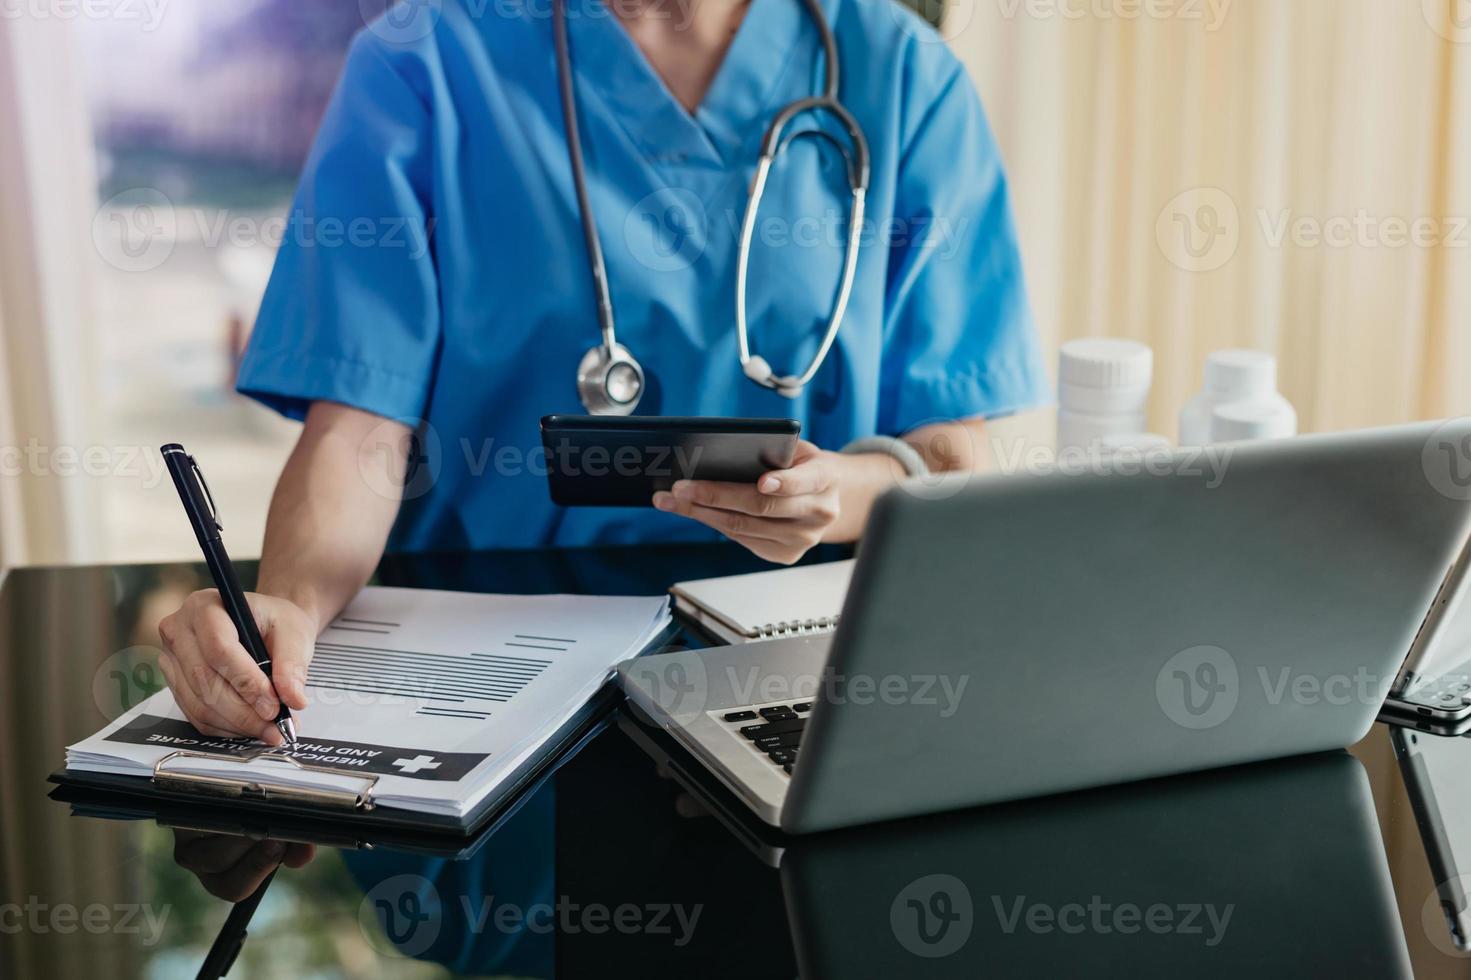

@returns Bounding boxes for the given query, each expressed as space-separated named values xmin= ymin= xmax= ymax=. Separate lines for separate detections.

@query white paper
xmin=66 ymin=587 xmax=670 ymax=816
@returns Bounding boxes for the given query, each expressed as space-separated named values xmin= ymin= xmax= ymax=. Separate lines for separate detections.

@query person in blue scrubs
xmin=155 ymin=0 xmax=1047 ymax=741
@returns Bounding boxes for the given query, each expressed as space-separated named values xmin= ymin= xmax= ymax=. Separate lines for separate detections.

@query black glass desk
xmin=3 ymin=543 xmax=1469 ymax=978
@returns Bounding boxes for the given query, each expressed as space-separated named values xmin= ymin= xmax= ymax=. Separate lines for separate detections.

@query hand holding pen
xmin=158 ymin=445 xmax=301 ymax=746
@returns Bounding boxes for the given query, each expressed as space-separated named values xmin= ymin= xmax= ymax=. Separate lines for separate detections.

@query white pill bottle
xmin=1056 ymin=339 xmax=1154 ymax=454
xmin=1179 ymin=350 xmax=1296 ymax=446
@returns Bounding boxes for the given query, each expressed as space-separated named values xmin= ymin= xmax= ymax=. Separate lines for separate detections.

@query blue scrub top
xmin=237 ymin=0 xmax=1049 ymax=552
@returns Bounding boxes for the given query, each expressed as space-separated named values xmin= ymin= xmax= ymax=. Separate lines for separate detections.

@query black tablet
xmin=540 ymin=415 xmax=801 ymax=507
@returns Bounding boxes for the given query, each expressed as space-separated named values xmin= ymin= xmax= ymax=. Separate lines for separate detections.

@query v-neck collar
xmin=565 ymin=0 xmax=821 ymax=168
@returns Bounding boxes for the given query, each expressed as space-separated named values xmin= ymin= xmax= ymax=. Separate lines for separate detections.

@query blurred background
xmin=0 ymin=0 xmax=1468 ymax=567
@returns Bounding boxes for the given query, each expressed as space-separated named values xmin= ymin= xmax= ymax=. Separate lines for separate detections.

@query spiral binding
xmin=754 ymin=617 xmax=840 ymax=639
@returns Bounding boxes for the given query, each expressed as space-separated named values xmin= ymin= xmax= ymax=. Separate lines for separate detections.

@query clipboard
xmin=49 ymin=684 xmax=620 ymax=840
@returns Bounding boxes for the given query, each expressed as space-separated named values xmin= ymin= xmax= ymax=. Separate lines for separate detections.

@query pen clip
xmin=189 ymin=454 xmax=224 ymax=532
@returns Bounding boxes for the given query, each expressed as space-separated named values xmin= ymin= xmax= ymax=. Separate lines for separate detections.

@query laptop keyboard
xmin=715 ymin=701 xmax=814 ymax=776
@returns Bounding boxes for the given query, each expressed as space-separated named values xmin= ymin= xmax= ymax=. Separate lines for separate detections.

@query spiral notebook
xmin=670 ymin=559 xmax=855 ymax=644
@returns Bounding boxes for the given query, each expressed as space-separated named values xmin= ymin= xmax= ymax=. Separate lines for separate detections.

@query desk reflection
xmin=780 ymin=752 xmax=1411 ymax=978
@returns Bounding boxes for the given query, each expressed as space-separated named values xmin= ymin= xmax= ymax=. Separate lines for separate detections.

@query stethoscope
xmin=552 ymin=0 xmax=871 ymax=415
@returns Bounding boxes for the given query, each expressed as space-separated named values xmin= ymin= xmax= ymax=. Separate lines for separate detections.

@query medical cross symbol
xmin=392 ymin=754 xmax=441 ymax=774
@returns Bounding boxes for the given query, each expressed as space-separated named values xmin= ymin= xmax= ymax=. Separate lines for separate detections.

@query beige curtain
xmin=950 ymin=0 xmax=1471 ymax=445
xmin=0 ymin=17 xmax=102 ymax=566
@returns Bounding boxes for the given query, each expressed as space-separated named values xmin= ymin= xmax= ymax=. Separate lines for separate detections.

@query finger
xmin=174 ymin=833 xmax=259 ymax=875
xmin=666 ymin=480 xmax=812 ymax=518
xmin=654 ymin=496 xmax=789 ymax=543
xmin=758 ymin=455 xmax=834 ymax=497
xmin=158 ymin=648 xmax=235 ymax=736
xmin=674 ymin=793 xmax=711 ymax=819
xmin=160 ymin=649 xmax=274 ymax=742
xmin=251 ymin=597 xmax=315 ymax=711
xmin=282 ymin=843 xmax=317 ymax=869
xmin=161 ymin=626 xmax=261 ymax=731
xmin=194 ymin=601 xmax=280 ymax=721
xmin=202 ymin=840 xmax=285 ymax=902
xmin=727 ymin=533 xmax=806 ymax=566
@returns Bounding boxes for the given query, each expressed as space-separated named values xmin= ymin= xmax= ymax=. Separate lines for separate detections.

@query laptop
xmin=618 ymin=419 xmax=1471 ymax=833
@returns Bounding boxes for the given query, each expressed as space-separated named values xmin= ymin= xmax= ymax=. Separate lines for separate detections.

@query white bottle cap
xmin=1058 ymin=339 xmax=1153 ymax=390
xmin=1212 ymin=401 xmax=1295 ymax=442
xmin=1204 ymin=349 xmax=1277 ymax=398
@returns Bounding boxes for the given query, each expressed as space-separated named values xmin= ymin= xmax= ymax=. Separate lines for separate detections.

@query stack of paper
xmin=66 ymin=587 xmax=671 ymax=818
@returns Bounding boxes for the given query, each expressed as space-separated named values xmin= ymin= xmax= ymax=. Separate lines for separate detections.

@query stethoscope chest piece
xmin=577 ymin=342 xmax=645 ymax=416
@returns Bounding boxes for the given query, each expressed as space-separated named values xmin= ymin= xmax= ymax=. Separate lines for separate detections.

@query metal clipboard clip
xmin=153 ymin=748 xmax=380 ymax=812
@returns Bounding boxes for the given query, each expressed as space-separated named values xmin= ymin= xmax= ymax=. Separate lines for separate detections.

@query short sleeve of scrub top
xmin=877 ymin=65 xmax=1047 ymax=436
xmin=235 ymin=0 xmax=1052 ymax=552
xmin=237 ymin=36 xmax=440 ymax=424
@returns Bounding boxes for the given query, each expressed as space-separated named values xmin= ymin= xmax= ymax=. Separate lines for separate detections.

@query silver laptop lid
xmin=783 ymin=420 xmax=1471 ymax=833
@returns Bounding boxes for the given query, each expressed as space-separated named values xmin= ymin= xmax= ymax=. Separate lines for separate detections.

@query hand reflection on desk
xmin=171 ymin=829 xmax=316 ymax=902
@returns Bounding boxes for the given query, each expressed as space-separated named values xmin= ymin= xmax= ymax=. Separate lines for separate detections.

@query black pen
xmin=162 ymin=444 xmax=297 ymax=744
xmin=197 ymin=866 xmax=275 ymax=980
